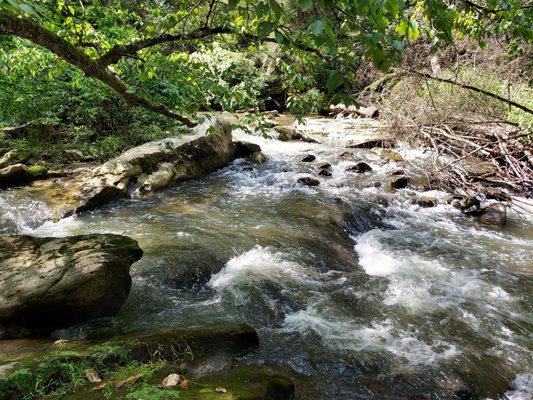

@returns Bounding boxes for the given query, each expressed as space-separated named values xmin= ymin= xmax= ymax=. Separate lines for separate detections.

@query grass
xmin=383 ymin=66 xmax=533 ymax=132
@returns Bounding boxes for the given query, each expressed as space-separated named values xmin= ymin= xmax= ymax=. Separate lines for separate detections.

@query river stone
xmin=249 ymin=151 xmax=267 ymax=164
xmin=0 ymin=234 xmax=143 ymax=337
xmin=25 ymin=118 xmax=236 ymax=218
xmin=0 ymin=164 xmax=33 ymax=188
xmin=479 ymin=203 xmax=507 ymax=226
xmin=27 ymin=165 xmax=48 ymax=178
xmin=318 ymin=168 xmax=332 ymax=177
xmin=391 ymin=176 xmax=410 ymax=189
xmin=346 ymin=132 xmax=396 ymax=149
xmin=347 ymin=162 xmax=372 ymax=173
xmin=275 ymin=126 xmax=318 ymax=143
xmin=301 ymin=154 xmax=316 ymax=162
xmin=234 ymin=141 xmax=261 ymax=158
xmin=297 ymin=176 xmax=320 ymax=186
xmin=0 ymin=149 xmax=29 ymax=169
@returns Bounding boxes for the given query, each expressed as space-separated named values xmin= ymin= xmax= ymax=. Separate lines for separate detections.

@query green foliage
xmin=0 ymin=343 xmax=163 ymax=400
xmin=125 ymin=384 xmax=181 ymax=400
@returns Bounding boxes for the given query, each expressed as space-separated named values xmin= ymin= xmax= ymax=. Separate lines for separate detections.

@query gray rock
xmin=27 ymin=118 xmax=235 ymax=218
xmin=0 ymin=149 xmax=29 ymax=169
xmin=63 ymin=149 xmax=86 ymax=162
xmin=0 ymin=163 xmax=30 ymax=188
xmin=391 ymin=176 xmax=410 ymax=189
xmin=297 ymin=176 xmax=320 ymax=186
xmin=234 ymin=141 xmax=261 ymax=158
xmin=479 ymin=203 xmax=507 ymax=226
xmin=249 ymin=151 xmax=267 ymax=164
xmin=347 ymin=162 xmax=372 ymax=173
xmin=411 ymin=196 xmax=438 ymax=208
xmin=0 ymin=234 xmax=143 ymax=337
xmin=452 ymin=196 xmax=480 ymax=213
xmin=275 ymin=126 xmax=319 ymax=143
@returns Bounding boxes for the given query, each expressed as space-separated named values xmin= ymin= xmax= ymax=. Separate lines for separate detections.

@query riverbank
xmin=1 ymin=114 xmax=532 ymax=399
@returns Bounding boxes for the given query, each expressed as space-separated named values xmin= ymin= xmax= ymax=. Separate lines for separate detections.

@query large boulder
xmin=0 ymin=149 xmax=29 ymax=169
xmin=0 ymin=164 xmax=32 ymax=188
xmin=21 ymin=118 xmax=236 ymax=218
xmin=0 ymin=234 xmax=143 ymax=337
xmin=0 ymin=164 xmax=49 ymax=188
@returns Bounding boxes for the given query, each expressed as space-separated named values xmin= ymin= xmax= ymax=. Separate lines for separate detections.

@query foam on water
xmin=209 ymin=245 xmax=320 ymax=292
xmin=284 ymin=307 xmax=459 ymax=365
xmin=488 ymin=373 xmax=533 ymax=400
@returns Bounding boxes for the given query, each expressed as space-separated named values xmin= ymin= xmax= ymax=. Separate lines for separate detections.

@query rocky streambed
xmin=0 ymin=114 xmax=532 ymax=400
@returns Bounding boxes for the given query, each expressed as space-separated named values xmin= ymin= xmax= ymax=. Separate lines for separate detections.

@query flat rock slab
xmin=0 ymin=234 xmax=143 ymax=337
xmin=18 ymin=117 xmax=236 ymax=219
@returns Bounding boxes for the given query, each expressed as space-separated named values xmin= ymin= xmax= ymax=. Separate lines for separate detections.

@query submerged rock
xmin=318 ymin=168 xmax=332 ymax=177
xmin=346 ymin=132 xmax=396 ymax=149
xmin=391 ymin=176 xmax=410 ymax=189
xmin=249 ymin=151 xmax=267 ymax=164
xmin=317 ymin=162 xmax=331 ymax=170
xmin=0 ymin=234 xmax=143 ymax=338
xmin=411 ymin=195 xmax=438 ymax=208
xmin=301 ymin=154 xmax=316 ymax=162
xmin=297 ymin=176 xmax=320 ymax=186
xmin=347 ymin=162 xmax=372 ymax=173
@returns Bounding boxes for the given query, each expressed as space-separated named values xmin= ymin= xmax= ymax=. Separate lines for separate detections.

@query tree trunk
xmin=0 ymin=11 xmax=196 ymax=127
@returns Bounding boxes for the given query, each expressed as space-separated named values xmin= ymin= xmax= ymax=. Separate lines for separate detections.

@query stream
xmin=1 ymin=117 xmax=532 ymax=399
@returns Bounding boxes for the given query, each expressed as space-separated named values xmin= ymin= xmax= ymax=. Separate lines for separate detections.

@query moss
xmin=26 ymin=165 xmax=47 ymax=177
xmin=125 ymin=384 xmax=181 ymax=400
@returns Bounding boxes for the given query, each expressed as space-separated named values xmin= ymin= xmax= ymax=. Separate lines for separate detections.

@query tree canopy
xmin=0 ymin=0 xmax=531 ymax=125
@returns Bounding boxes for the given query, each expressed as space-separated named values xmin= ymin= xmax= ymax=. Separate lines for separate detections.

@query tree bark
xmin=0 ymin=11 xmax=197 ymax=127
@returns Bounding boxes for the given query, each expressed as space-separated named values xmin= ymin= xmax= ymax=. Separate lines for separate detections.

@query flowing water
xmin=1 ymin=118 xmax=532 ymax=399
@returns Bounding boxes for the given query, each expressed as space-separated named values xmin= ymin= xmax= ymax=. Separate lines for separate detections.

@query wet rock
xmin=317 ymin=162 xmax=331 ymax=170
xmin=0 ymin=234 xmax=143 ymax=338
xmin=390 ymin=169 xmax=404 ymax=176
xmin=479 ymin=203 xmax=507 ymax=226
xmin=24 ymin=118 xmax=235 ymax=218
xmin=249 ymin=151 xmax=267 ymax=164
xmin=318 ymin=168 xmax=332 ymax=177
xmin=346 ymin=132 xmax=396 ymax=149
xmin=301 ymin=154 xmax=316 ymax=162
xmin=391 ymin=176 xmax=410 ymax=189
xmin=275 ymin=126 xmax=319 ymax=143
xmin=63 ymin=149 xmax=86 ymax=162
xmin=452 ymin=196 xmax=480 ymax=213
xmin=338 ymin=151 xmax=352 ymax=158
xmin=411 ymin=195 xmax=438 ymax=208
xmin=0 ymin=163 xmax=31 ymax=188
xmin=27 ymin=165 xmax=48 ymax=178
xmin=234 ymin=141 xmax=261 ymax=158
xmin=297 ymin=176 xmax=320 ymax=186
xmin=347 ymin=162 xmax=372 ymax=173
xmin=373 ymin=148 xmax=404 ymax=162
xmin=374 ymin=181 xmax=382 ymax=187
xmin=0 ymin=149 xmax=29 ymax=169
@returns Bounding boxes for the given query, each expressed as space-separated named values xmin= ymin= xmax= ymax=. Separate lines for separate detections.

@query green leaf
xmin=310 ymin=19 xmax=326 ymax=36
xmin=268 ymin=0 xmax=283 ymax=19
xmin=326 ymin=70 xmax=344 ymax=93
xmin=298 ymin=0 xmax=313 ymax=12
xmin=257 ymin=21 xmax=273 ymax=39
